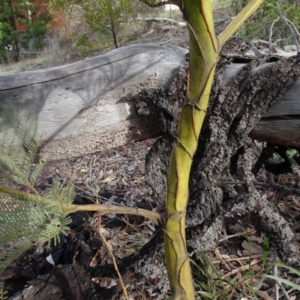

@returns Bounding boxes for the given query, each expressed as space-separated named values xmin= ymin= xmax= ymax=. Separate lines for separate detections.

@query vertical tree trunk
xmin=110 ymin=17 xmax=118 ymax=48
xmin=4 ymin=0 xmax=19 ymax=61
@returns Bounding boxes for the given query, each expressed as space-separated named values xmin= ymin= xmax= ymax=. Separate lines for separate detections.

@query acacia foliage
xmin=232 ymin=0 xmax=300 ymax=42
xmin=82 ymin=0 xmax=132 ymax=48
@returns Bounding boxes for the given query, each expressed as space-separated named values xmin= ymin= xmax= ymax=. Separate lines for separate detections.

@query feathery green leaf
xmin=0 ymin=103 xmax=49 ymax=190
xmin=0 ymin=105 xmax=71 ymax=275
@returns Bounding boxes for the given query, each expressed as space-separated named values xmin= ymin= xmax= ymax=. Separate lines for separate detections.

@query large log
xmin=0 ymin=44 xmax=300 ymax=161
xmin=0 ymin=44 xmax=187 ymax=160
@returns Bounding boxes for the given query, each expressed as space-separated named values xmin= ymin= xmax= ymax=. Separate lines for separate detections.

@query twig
xmin=276 ymin=2 xmax=299 ymax=53
xmin=254 ymin=179 xmax=300 ymax=197
xmin=269 ymin=17 xmax=280 ymax=54
xmin=274 ymin=260 xmax=279 ymax=300
xmin=278 ymin=280 xmax=292 ymax=299
xmin=213 ymin=254 xmax=263 ymax=265
xmin=99 ymin=229 xmax=129 ymax=300
xmin=67 ymin=203 xmax=161 ymax=221
xmin=219 ymin=229 xmax=256 ymax=243
xmin=214 ymin=248 xmax=231 ymax=271
xmin=221 ymin=258 xmax=262 ymax=279
xmin=286 ymin=18 xmax=300 ymax=37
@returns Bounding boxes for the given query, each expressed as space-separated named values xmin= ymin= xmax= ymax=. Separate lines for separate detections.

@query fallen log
xmin=0 ymin=44 xmax=187 ymax=160
xmin=91 ymin=54 xmax=300 ymax=299
xmin=0 ymin=43 xmax=300 ymax=161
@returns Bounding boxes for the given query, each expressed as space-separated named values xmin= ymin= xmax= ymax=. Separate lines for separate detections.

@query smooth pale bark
xmin=0 ymin=44 xmax=187 ymax=160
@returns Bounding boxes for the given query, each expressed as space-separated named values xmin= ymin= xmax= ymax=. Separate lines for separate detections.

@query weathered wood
xmin=0 ymin=44 xmax=187 ymax=160
xmin=247 ymin=61 xmax=300 ymax=148
xmin=249 ymin=68 xmax=300 ymax=146
xmin=1 ymin=45 xmax=300 ymax=162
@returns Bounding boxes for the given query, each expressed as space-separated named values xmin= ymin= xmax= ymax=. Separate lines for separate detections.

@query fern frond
xmin=0 ymin=105 xmax=74 ymax=276
xmin=0 ymin=154 xmax=30 ymax=186
xmin=29 ymin=202 xmax=72 ymax=245
xmin=3 ymin=111 xmax=36 ymax=166
xmin=0 ymin=288 xmax=8 ymax=300
xmin=0 ymin=185 xmax=67 ymax=217
xmin=0 ymin=185 xmax=69 ymax=237
xmin=0 ymin=192 xmax=58 ymax=243
xmin=0 ymin=185 xmax=44 ymax=203
xmin=0 ymin=195 xmax=33 ymax=243
xmin=0 ymin=189 xmax=72 ymax=274
xmin=37 ymin=214 xmax=72 ymax=245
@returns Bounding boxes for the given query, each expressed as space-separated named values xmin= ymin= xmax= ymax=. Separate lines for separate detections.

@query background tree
xmin=0 ymin=0 xmax=52 ymax=61
xmin=47 ymin=0 xmax=74 ymax=33
xmin=232 ymin=0 xmax=300 ymax=42
xmin=83 ymin=0 xmax=133 ymax=48
xmin=13 ymin=0 xmax=52 ymax=51
xmin=0 ymin=0 xmax=19 ymax=62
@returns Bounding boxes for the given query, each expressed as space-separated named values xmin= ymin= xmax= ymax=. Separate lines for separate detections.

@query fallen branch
xmin=137 ymin=17 xmax=187 ymax=28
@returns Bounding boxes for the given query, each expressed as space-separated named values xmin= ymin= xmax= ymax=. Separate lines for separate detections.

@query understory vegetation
xmin=233 ymin=0 xmax=300 ymax=43
xmin=2 ymin=0 xmax=300 ymax=70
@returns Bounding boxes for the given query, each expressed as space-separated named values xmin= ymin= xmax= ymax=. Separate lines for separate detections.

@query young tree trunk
xmin=110 ymin=17 xmax=118 ymax=48
xmin=6 ymin=0 xmax=19 ymax=62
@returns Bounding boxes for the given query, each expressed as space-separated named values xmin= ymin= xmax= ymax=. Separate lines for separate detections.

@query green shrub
xmin=0 ymin=0 xmax=19 ymax=63
xmin=0 ymin=21 xmax=17 ymax=62
xmin=15 ymin=0 xmax=52 ymax=51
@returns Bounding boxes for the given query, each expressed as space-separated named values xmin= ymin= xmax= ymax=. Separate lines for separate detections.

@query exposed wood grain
xmin=0 ymin=44 xmax=187 ymax=160
xmin=250 ymin=118 xmax=300 ymax=147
